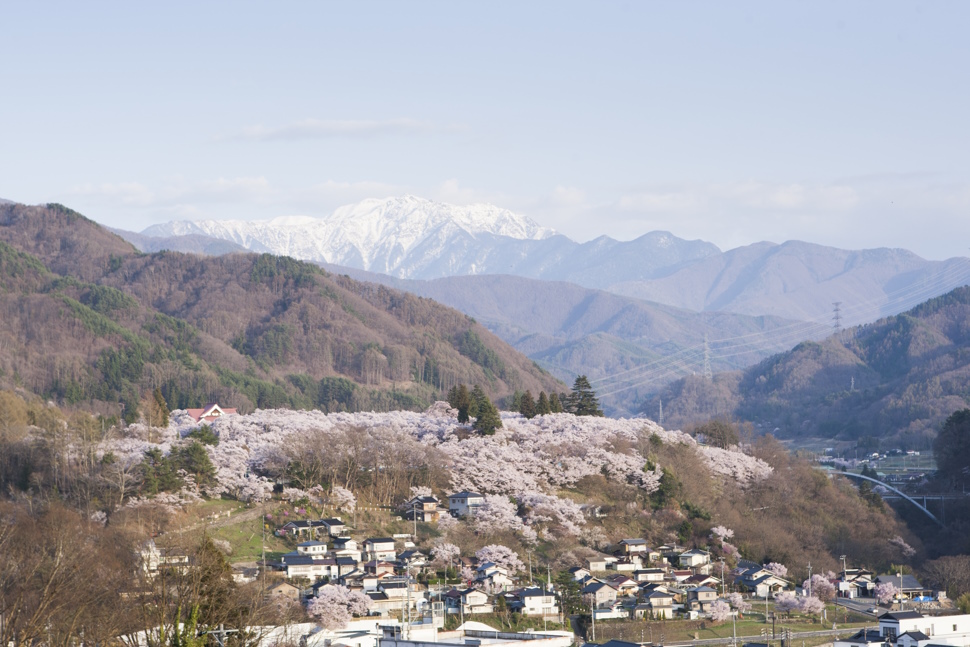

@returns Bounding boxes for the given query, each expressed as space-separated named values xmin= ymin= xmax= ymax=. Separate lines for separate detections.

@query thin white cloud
xmin=69 ymin=176 xmax=272 ymax=207
xmin=617 ymin=181 xmax=860 ymax=215
xmin=227 ymin=118 xmax=437 ymax=141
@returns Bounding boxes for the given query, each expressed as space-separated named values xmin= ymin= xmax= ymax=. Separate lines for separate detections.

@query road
xmin=663 ymin=627 xmax=865 ymax=647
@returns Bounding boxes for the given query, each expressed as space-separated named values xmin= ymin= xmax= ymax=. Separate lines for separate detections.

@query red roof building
xmin=186 ymin=403 xmax=237 ymax=423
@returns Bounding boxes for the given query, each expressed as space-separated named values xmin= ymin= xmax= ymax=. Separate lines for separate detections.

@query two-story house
xmin=512 ymin=587 xmax=559 ymax=619
xmin=686 ymin=585 xmax=718 ymax=612
xmin=363 ymin=537 xmax=396 ymax=562
xmin=448 ymin=492 xmax=485 ymax=517
xmin=403 ymin=496 xmax=444 ymax=523
xmin=582 ymin=581 xmax=619 ymax=609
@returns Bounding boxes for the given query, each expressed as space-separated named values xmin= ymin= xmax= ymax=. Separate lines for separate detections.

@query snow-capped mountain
xmin=142 ymin=195 xmax=557 ymax=275
xmin=140 ymin=195 xmax=718 ymax=282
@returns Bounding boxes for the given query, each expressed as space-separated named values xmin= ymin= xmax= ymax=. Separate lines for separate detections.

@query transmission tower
xmin=702 ymin=334 xmax=713 ymax=380
xmin=832 ymin=301 xmax=843 ymax=341
xmin=658 ymin=397 xmax=664 ymax=426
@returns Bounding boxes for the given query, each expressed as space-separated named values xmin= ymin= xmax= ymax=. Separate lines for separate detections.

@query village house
xmin=264 ymin=581 xmax=301 ymax=603
xmin=686 ymin=585 xmax=718 ymax=612
xmin=277 ymin=518 xmax=345 ymax=539
xmin=618 ymin=538 xmax=648 ymax=557
xmin=443 ymin=587 xmax=494 ymax=615
xmin=186 ymin=402 xmax=237 ymax=424
xmin=633 ymin=567 xmax=667 ymax=583
xmin=364 ymin=560 xmax=397 ymax=577
xmin=297 ymin=540 xmax=328 ymax=557
xmin=683 ymin=573 xmax=720 ymax=589
xmin=587 ymin=554 xmax=618 ymax=572
xmin=475 ymin=562 xmax=513 ymax=591
xmin=403 ymin=495 xmax=446 ymax=523
xmin=282 ymin=553 xmax=338 ymax=581
xmin=876 ymin=611 xmax=970 ymax=645
xmin=332 ymin=536 xmax=362 ymax=560
xmin=838 ymin=568 xmax=876 ymax=598
xmin=582 ymin=581 xmax=618 ymax=608
xmin=605 ymin=574 xmax=640 ymax=597
xmin=364 ymin=538 xmax=397 ymax=562
xmin=569 ymin=566 xmax=592 ymax=582
xmin=637 ymin=589 xmax=675 ymax=619
xmin=657 ymin=544 xmax=687 ymax=564
xmin=670 ymin=569 xmax=694 ymax=583
xmin=447 ymin=491 xmax=485 ymax=517
xmin=733 ymin=565 xmax=790 ymax=598
xmin=679 ymin=548 xmax=712 ymax=571
xmin=510 ymin=587 xmax=559 ymax=619
xmin=397 ymin=549 xmax=427 ymax=569
xmin=874 ymin=574 xmax=931 ymax=600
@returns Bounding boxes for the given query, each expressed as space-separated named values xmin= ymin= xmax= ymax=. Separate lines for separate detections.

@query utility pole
xmin=807 ymin=562 xmax=813 ymax=597
xmin=720 ymin=559 xmax=726 ymax=596
xmin=203 ymin=625 xmax=238 ymax=647
xmin=703 ymin=334 xmax=713 ymax=380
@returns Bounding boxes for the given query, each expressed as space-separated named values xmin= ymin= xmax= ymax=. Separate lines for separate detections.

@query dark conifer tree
xmin=519 ymin=390 xmax=536 ymax=419
xmin=549 ymin=392 xmax=564 ymax=414
xmin=536 ymin=391 xmax=551 ymax=415
xmin=567 ymin=375 xmax=603 ymax=416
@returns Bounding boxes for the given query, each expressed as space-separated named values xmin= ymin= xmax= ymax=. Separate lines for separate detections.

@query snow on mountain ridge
xmin=142 ymin=195 xmax=555 ymax=272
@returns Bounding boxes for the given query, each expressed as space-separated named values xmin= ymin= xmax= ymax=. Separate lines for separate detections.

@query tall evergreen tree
xmin=536 ymin=391 xmax=551 ymax=416
xmin=567 ymin=375 xmax=603 ymax=416
xmin=473 ymin=394 xmax=502 ymax=435
xmin=549 ymin=392 xmax=564 ymax=414
xmin=468 ymin=385 xmax=485 ymax=420
xmin=519 ymin=390 xmax=536 ymax=419
xmin=455 ymin=384 xmax=471 ymax=424
xmin=447 ymin=384 xmax=473 ymax=424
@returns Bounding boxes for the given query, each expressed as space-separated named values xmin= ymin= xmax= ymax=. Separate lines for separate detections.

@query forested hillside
xmin=0 ymin=203 xmax=561 ymax=419
xmin=647 ymin=286 xmax=970 ymax=447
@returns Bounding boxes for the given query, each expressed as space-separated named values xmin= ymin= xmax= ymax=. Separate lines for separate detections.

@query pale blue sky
xmin=1 ymin=2 xmax=968 ymax=259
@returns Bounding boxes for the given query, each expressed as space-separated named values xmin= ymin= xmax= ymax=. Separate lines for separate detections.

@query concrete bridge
xmin=828 ymin=470 xmax=944 ymax=526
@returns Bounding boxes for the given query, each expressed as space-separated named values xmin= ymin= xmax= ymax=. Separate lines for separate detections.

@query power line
xmin=587 ymin=260 xmax=970 ymax=400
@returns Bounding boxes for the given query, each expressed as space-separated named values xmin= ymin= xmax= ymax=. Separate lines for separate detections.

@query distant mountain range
xmin=132 ymin=195 xmax=970 ymax=327
xmin=117 ymin=195 xmax=970 ymax=415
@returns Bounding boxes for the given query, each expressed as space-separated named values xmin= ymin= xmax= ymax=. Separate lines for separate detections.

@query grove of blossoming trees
xmin=85 ymin=403 xmax=782 ymax=555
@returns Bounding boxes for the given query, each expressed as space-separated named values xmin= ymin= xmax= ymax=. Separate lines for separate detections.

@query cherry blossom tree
xmin=874 ymin=582 xmax=899 ymax=604
xmin=308 ymin=584 xmax=372 ymax=630
xmin=765 ymin=562 xmax=788 ymax=578
xmin=330 ymin=486 xmax=356 ymax=512
xmin=476 ymin=544 xmax=525 ymax=575
xmin=410 ymin=485 xmax=433 ymax=499
xmin=431 ymin=542 xmax=460 ymax=568
xmin=889 ymin=535 xmax=916 ymax=558
xmin=774 ymin=592 xmax=800 ymax=617
xmin=803 ymin=573 xmax=836 ymax=602
xmin=711 ymin=526 xmax=734 ymax=541
xmin=728 ymin=592 xmax=751 ymax=614
xmin=709 ymin=599 xmax=733 ymax=623
xmin=797 ymin=596 xmax=826 ymax=616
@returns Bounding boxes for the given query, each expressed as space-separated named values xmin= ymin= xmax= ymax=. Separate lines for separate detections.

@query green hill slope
xmin=0 ymin=203 xmax=562 ymax=418
xmin=647 ymin=286 xmax=970 ymax=447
